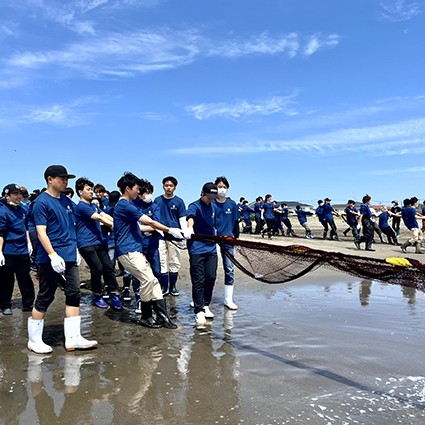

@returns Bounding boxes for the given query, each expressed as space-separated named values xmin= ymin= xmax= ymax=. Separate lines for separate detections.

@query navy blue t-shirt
xmin=154 ymin=195 xmax=186 ymax=228
xmin=296 ymin=210 xmax=312 ymax=225
xmin=378 ymin=211 xmax=390 ymax=228
xmin=0 ymin=204 xmax=29 ymax=255
xmin=187 ymin=199 xmax=217 ymax=255
xmin=402 ymin=206 xmax=418 ymax=230
xmin=345 ymin=206 xmax=358 ymax=225
xmin=133 ymin=198 xmax=161 ymax=251
xmin=213 ymin=198 xmax=239 ymax=237
xmin=33 ymin=192 xmax=77 ymax=263
xmin=75 ymin=201 xmax=104 ymax=248
xmin=113 ymin=198 xmax=144 ymax=257
xmin=254 ymin=202 xmax=263 ymax=219
xmin=263 ymin=202 xmax=275 ymax=220
xmin=322 ymin=203 xmax=335 ymax=222
xmin=360 ymin=203 xmax=372 ymax=220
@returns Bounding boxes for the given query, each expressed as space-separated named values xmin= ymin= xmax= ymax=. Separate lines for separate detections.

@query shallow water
xmin=1 ymin=275 xmax=424 ymax=425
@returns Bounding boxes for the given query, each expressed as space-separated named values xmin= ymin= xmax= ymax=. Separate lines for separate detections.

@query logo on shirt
xmin=225 ymin=208 xmax=232 ymax=215
xmin=170 ymin=204 xmax=177 ymax=210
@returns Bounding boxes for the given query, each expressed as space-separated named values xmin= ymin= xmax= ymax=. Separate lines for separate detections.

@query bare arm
xmin=36 ymin=225 xmax=56 ymax=256
xmin=91 ymin=212 xmax=113 ymax=227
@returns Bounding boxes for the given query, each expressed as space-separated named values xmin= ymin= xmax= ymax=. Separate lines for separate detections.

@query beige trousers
xmin=158 ymin=239 xmax=181 ymax=274
xmin=118 ymin=252 xmax=163 ymax=302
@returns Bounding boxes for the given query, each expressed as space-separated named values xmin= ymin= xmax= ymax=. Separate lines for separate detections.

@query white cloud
xmin=304 ymin=34 xmax=340 ymax=56
xmin=380 ymin=0 xmax=423 ymax=22
xmin=186 ymin=95 xmax=298 ymax=120
xmin=369 ymin=165 xmax=425 ymax=175
xmin=168 ymin=117 xmax=425 ymax=157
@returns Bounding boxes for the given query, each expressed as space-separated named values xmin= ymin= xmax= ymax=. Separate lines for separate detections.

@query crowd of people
xmin=1 ymin=165 xmax=424 ymax=353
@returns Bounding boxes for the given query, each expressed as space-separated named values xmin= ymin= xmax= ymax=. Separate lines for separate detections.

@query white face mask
xmin=143 ymin=194 xmax=153 ymax=203
xmin=217 ymin=188 xmax=227 ymax=198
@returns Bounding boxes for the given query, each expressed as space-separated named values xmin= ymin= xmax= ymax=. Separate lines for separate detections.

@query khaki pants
xmin=158 ymin=239 xmax=181 ymax=274
xmin=408 ymin=227 xmax=423 ymax=244
xmin=118 ymin=252 xmax=163 ymax=302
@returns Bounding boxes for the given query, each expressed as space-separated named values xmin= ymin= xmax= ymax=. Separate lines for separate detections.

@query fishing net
xmin=191 ymin=234 xmax=425 ymax=291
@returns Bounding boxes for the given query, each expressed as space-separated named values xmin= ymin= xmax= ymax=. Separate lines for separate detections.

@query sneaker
xmin=121 ymin=287 xmax=131 ymax=302
xmin=2 ymin=308 xmax=12 ymax=316
xmin=134 ymin=299 xmax=142 ymax=314
xmin=30 ymin=264 xmax=38 ymax=272
xmin=94 ymin=295 xmax=109 ymax=309
xmin=195 ymin=311 xmax=206 ymax=327
xmin=190 ymin=300 xmax=195 ymax=308
xmin=109 ymin=293 xmax=124 ymax=310
xmin=204 ymin=306 xmax=214 ymax=319
xmin=354 ymin=240 xmax=361 ymax=250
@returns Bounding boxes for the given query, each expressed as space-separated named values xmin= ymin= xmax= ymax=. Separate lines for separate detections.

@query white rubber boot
xmin=64 ymin=316 xmax=98 ymax=352
xmin=27 ymin=318 xmax=53 ymax=354
xmin=224 ymin=285 xmax=238 ymax=310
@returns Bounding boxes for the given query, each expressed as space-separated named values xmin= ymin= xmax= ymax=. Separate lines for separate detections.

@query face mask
xmin=143 ymin=194 xmax=153 ymax=203
xmin=8 ymin=200 xmax=20 ymax=206
xmin=217 ymin=188 xmax=227 ymax=197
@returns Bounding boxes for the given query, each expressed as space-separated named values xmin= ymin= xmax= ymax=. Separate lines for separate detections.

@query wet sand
xmin=1 ymin=226 xmax=425 ymax=425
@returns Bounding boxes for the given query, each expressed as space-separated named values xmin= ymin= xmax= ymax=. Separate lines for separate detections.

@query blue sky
xmin=1 ymin=0 xmax=424 ymax=205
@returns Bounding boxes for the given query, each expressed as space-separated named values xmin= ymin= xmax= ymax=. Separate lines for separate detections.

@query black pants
xmin=0 ymin=254 xmax=34 ymax=310
xmin=357 ymin=217 xmax=374 ymax=246
xmin=263 ymin=218 xmax=277 ymax=236
xmin=189 ymin=252 xmax=218 ymax=314
xmin=392 ymin=218 xmax=401 ymax=235
xmin=34 ymin=262 xmax=81 ymax=312
xmin=328 ymin=219 xmax=338 ymax=238
xmin=381 ymin=226 xmax=397 ymax=244
xmin=254 ymin=217 xmax=264 ymax=234
xmin=79 ymin=244 xmax=119 ymax=294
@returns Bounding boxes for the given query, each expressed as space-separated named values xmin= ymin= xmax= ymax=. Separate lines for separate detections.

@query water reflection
xmin=359 ymin=280 xmax=372 ymax=306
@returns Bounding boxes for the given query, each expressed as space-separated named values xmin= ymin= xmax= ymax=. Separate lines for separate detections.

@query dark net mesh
xmin=191 ymin=235 xmax=425 ymax=292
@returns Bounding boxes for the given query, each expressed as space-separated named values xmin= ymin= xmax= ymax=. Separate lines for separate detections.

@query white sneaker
xmin=195 ymin=311 xmax=206 ymax=326
xmin=189 ymin=301 xmax=194 ymax=308
xmin=204 ymin=306 xmax=214 ymax=319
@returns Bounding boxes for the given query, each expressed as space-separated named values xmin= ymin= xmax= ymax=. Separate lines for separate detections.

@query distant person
xmin=253 ymin=197 xmax=264 ymax=234
xmin=214 ymin=176 xmax=240 ymax=310
xmin=0 ymin=184 xmax=35 ymax=315
xmin=315 ymin=200 xmax=328 ymax=239
xmin=342 ymin=200 xmax=359 ymax=238
xmin=322 ymin=198 xmax=340 ymax=241
xmin=29 ymin=165 xmax=98 ymax=354
xmin=154 ymin=176 xmax=187 ymax=296
xmin=184 ymin=182 xmax=220 ymax=327
xmin=391 ymin=200 xmax=402 ymax=236
xmin=354 ymin=194 xmax=375 ymax=251
xmin=241 ymin=200 xmax=254 ymax=234
xmin=261 ymin=194 xmax=276 ymax=239
xmin=94 ymin=183 xmax=109 ymax=208
xmin=295 ymin=205 xmax=314 ymax=239
xmin=378 ymin=206 xmax=400 ymax=245
xmin=400 ymin=197 xmax=424 ymax=254
xmin=281 ymin=203 xmax=296 ymax=236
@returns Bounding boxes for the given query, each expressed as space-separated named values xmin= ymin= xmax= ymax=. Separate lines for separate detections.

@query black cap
xmin=108 ymin=190 xmax=121 ymax=207
xmin=44 ymin=165 xmax=76 ymax=180
xmin=202 ymin=182 xmax=219 ymax=199
xmin=2 ymin=183 xmax=22 ymax=197
xmin=324 ymin=197 xmax=331 ymax=202
xmin=392 ymin=200 xmax=398 ymax=204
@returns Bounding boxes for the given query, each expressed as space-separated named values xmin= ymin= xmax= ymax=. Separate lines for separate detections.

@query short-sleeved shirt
xmin=187 ymin=199 xmax=217 ymax=255
xmin=345 ymin=206 xmax=358 ymax=225
xmin=296 ymin=210 xmax=312 ymax=225
xmin=254 ymin=202 xmax=263 ymax=219
xmin=154 ymin=195 xmax=186 ymax=229
xmin=133 ymin=198 xmax=161 ymax=251
xmin=213 ymin=198 xmax=239 ymax=237
xmin=263 ymin=202 xmax=275 ymax=220
xmin=402 ymin=206 xmax=418 ymax=230
xmin=322 ymin=204 xmax=335 ymax=222
xmin=378 ymin=211 xmax=391 ymax=228
xmin=75 ymin=201 xmax=104 ymax=248
xmin=33 ymin=191 xmax=77 ymax=263
xmin=360 ymin=203 xmax=373 ymax=221
xmin=113 ymin=198 xmax=144 ymax=257
xmin=0 ymin=204 xmax=29 ymax=255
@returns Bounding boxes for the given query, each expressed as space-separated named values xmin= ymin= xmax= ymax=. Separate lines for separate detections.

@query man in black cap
xmin=28 ymin=165 xmax=97 ymax=354
xmin=0 ymin=184 xmax=35 ymax=315
xmin=390 ymin=200 xmax=402 ymax=237
xmin=184 ymin=182 xmax=220 ymax=328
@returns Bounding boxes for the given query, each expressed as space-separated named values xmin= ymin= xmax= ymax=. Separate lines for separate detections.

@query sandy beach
xmin=1 ymin=217 xmax=424 ymax=425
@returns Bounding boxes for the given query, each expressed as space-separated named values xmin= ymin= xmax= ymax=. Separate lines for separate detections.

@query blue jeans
xmin=220 ymin=245 xmax=234 ymax=286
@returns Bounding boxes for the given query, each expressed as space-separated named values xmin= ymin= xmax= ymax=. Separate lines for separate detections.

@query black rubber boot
xmin=401 ymin=241 xmax=411 ymax=253
xmin=169 ymin=272 xmax=179 ymax=296
xmin=152 ymin=299 xmax=177 ymax=329
xmin=365 ymin=242 xmax=375 ymax=251
xmin=415 ymin=242 xmax=423 ymax=254
xmin=323 ymin=231 xmax=328 ymax=239
xmin=139 ymin=301 xmax=161 ymax=328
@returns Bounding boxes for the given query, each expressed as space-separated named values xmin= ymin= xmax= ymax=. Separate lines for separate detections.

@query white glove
xmin=0 ymin=252 xmax=5 ymax=267
xmin=76 ymin=250 xmax=81 ymax=267
xmin=28 ymin=243 xmax=33 ymax=256
xmin=184 ymin=227 xmax=194 ymax=240
xmin=169 ymin=227 xmax=184 ymax=239
xmin=49 ymin=252 xmax=66 ymax=274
